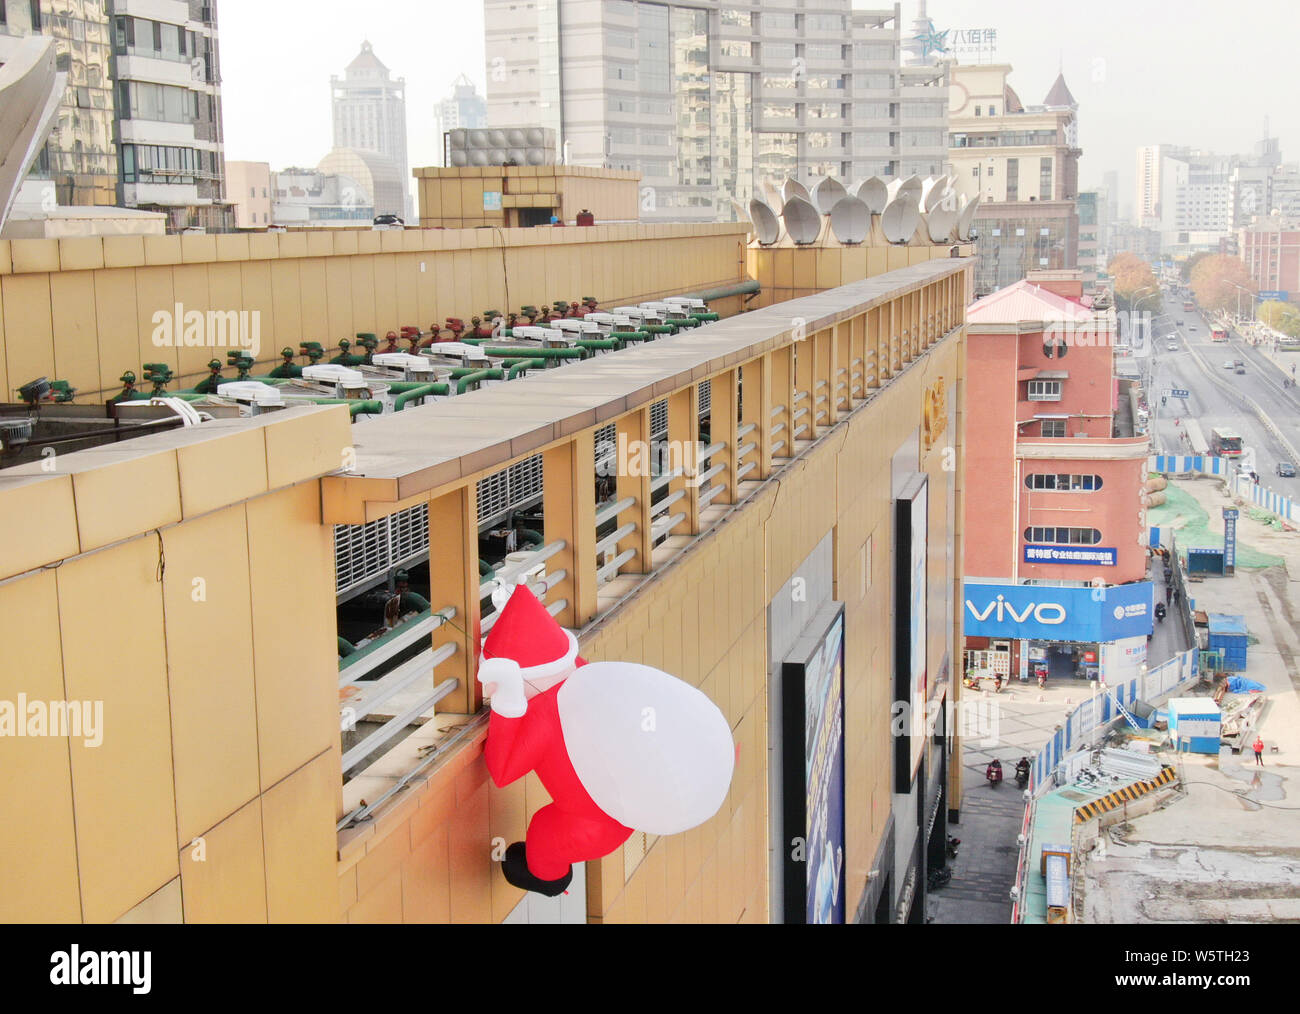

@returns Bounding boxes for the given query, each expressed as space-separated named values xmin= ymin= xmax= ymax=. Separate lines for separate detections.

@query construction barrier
xmin=1029 ymin=648 xmax=1198 ymax=797
xmin=1072 ymin=766 xmax=1177 ymax=822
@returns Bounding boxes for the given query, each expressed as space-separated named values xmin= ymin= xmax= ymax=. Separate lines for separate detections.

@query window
xmin=249 ymin=187 xmax=256 ymax=198
xmin=1040 ymin=156 xmax=1053 ymax=200
xmin=1025 ymin=474 xmax=1102 ymax=491
xmin=974 ymin=107 xmax=981 ymax=116
xmin=1006 ymin=158 xmax=1018 ymax=200
xmin=1042 ymin=337 xmax=1068 ymax=359
xmin=1024 ymin=527 xmax=1103 ymax=545
xmin=988 ymin=105 xmax=996 ymax=116
xmin=1040 ymin=419 xmax=1067 ymax=438
xmin=1027 ymin=380 xmax=1062 ymax=401
xmin=721 ymin=9 xmax=750 ymax=27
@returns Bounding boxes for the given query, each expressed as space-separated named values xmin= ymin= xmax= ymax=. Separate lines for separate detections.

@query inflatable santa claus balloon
xmin=477 ymin=581 xmax=735 ymax=896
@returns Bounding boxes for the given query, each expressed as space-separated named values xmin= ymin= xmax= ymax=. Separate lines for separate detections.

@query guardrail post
xmin=849 ymin=314 xmax=866 ymax=400
xmin=616 ymin=406 xmax=654 ymax=574
xmin=741 ymin=353 xmax=775 ymax=479
xmin=767 ymin=345 xmax=793 ymax=463
xmin=667 ymin=385 xmax=701 ymax=536
xmin=544 ymin=430 xmax=597 ymax=628
xmin=710 ymin=368 xmax=739 ymax=505
xmin=428 ymin=486 xmax=479 ymax=714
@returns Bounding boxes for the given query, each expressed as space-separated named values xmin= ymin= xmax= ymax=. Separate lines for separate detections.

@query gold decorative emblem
xmin=923 ymin=379 xmax=947 ymax=450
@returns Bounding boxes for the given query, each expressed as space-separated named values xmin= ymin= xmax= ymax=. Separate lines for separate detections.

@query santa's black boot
xmin=501 ymin=841 xmax=573 ymax=897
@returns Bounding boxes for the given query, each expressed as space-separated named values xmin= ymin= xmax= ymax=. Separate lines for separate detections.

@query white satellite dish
xmin=926 ymin=208 xmax=959 ymax=244
xmin=956 ymin=194 xmax=983 ymax=241
xmin=762 ymin=180 xmax=783 ymax=211
xmin=829 ymin=196 xmax=870 ymax=245
xmin=922 ymin=176 xmax=951 ymax=213
xmin=897 ymin=174 xmax=924 ymax=205
xmin=886 ymin=178 xmax=903 ymax=202
xmin=782 ymin=196 xmax=821 ymax=245
xmin=749 ymin=198 xmax=782 ymax=246
xmin=811 ymin=176 xmax=849 ymax=216
xmin=881 ymin=194 xmax=921 ymax=244
xmin=856 ymin=176 xmax=889 ymax=215
xmin=781 ymin=176 xmax=811 ymax=206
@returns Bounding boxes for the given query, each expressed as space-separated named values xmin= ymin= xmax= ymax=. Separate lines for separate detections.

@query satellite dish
xmin=749 ymin=198 xmax=782 ymax=246
xmin=881 ymin=194 xmax=921 ymax=244
xmin=922 ymin=176 xmax=951 ymax=212
xmin=897 ymin=174 xmax=924 ymax=205
xmin=811 ymin=176 xmax=849 ymax=216
xmin=957 ymin=194 xmax=983 ymax=241
xmin=856 ymin=176 xmax=888 ymax=215
xmin=781 ymin=176 xmax=811 ymax=206
xmin=762 ymin=180 xmax=783 ymax=211
xmin=829 ymin=196 xmax=870 ymax=245
xmin=886 ymin=178 xmax=902 ymax=202
xmin=926 ymin=208 xmax=959 ymax=244
xmin=782 ymin=196 xmax=821 ymax=245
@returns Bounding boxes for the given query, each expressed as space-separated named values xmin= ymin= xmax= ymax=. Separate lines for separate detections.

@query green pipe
xmin=339 ymin=606 xmax=438 ymax=672
xmin=690 ymin=312 xmax=721 ymax=322
xmin=673 ymin=317 xmax=701 ymax=329
xmin=338 ymin=636 xmax=356 ymax=658
xmin=388 ymin=381 xmax=449 ymax=395
xmin=508 ymin=359 xmax=547 ymax=380
xmin=311 ymin=399 xmax=384 ymax=418
xmin=457 ymin=336 xmax=488 ymax=346
xmin=519 ymin=528 xmax=544 ymax=547
xmin=675 ymin=279 xmax=760 ymax=302
xmin=400 ymin=591 xmax=431 ymax=613
xmin=610 ymin=330 xmax=653 ymax=343
xmin=645 ymin=324 xmax=678 ymax=334
xmin=479 ymin=559 xmax=495 ymax=577
xmin=268 ymin=364 xmax=303 ymax=379
xmin=577 ymin=338 xmax=620 ymax=352
xmin=456 ymin=369 xmax=503 ymax=394
xmin=483 ymin=346 xmax=586 ymax=360
xmin=393 ymin=384 xmax=446 ymax=411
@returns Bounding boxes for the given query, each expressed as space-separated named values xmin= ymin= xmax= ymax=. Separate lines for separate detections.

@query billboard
xmin=781 ymin=604 xmax=846 ymax=924
xmin=894 ymin=475 xmax=929 ymax=789
xmin=1024 ymin=545 xmax=1117 ymax=566
xmin=963 ymin=580 xmax=1154 ymax=642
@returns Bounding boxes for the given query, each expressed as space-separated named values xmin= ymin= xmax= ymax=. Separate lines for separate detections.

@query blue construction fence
xmin=1028 ymin=648 xmax=1198 ymax=796
xmin=1149 ymin=455 xmax=1297 ymax=524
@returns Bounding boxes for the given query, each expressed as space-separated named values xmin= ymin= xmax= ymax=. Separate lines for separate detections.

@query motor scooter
xmin=1014 ymin=757 xmax=1031 ymax=789
xmin=986 ymin=759 xmax=1003 ymax=788
xmin=1155 ymin=601 xmax=1167 ymax=623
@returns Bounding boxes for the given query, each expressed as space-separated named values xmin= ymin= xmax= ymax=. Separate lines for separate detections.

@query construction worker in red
xmin=1253 ymin=735 xmax=1265 ymax=766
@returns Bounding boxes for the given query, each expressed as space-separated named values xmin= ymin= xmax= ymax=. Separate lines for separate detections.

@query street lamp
xmin=1227 ymin=281 xmax=1256 ymax=328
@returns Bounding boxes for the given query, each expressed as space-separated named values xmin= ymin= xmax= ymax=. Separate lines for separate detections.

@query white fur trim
xmin=516 ymin=628 xmax=580 ymax=686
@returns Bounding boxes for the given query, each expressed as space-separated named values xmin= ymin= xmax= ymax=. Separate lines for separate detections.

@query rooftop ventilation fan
xmin=781 ymin=196 xmax=821 ymax=245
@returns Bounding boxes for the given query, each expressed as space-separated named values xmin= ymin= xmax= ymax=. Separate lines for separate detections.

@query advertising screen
xmin=894 ymin=475 xmax=929 ymax=789
xmin=781 ymin=604 xmax=846 ymax=924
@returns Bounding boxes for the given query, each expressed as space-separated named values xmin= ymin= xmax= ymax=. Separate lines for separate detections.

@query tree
xmin=1189 ymin=255 xmax=1255 ymax=315
xmin=1107 ymin=253 xmax=1160 ymax=312
xmin=1181 ymin=251 xmax=1211 ymax=283
xmin=1259 ymin=299 xmax=1300 ymax=337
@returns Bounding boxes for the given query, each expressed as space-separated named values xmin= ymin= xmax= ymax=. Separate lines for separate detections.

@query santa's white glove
xmin=478 ymin=656 xmax=528 ymax=719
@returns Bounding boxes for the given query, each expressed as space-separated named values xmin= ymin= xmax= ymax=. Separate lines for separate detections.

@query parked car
xmin=1277 ymin=462 xmax=1297 ymax=478
xmin=1223 ymin=359 xmax=1236 ymax=369
xmin=1235 ymin=365 xmax=1247 ymax=375
xmin=1189 ymin=325 xmax=1198 ymax=331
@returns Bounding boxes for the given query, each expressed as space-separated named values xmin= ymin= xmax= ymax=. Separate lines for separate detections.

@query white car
xmin=1222 ymin=359 xmax=1235 ymax=369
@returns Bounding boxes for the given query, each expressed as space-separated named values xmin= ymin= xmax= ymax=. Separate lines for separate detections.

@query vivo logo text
xmin=965 ymin=594 xmax=1066 ymax=626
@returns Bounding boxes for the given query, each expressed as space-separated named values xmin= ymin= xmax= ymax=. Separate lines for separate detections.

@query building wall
xmin=416 ymin=165 xmax=641 ymax=229
xmin=747 ymin=242 xmax=973 ymax=308
xmin=334 ymin=273 xmax=968 ymax=923
xmin=0 ymin=222 xmax=747 ymax=401
xmin=0 ymin=406 xmax=352 ymax=923
xmin=227 ymin=161 xmax=272 ymax=229
xmin=963 ymin=330 xmax=1020 ymax=577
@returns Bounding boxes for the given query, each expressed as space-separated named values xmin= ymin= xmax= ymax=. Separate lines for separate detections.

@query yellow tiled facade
xmin=0 ymin=223 xmax=746 ymax=402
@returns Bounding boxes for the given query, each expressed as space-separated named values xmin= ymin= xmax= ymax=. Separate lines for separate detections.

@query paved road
xmin=1145 ymin=304 xmax=1300 ymax=493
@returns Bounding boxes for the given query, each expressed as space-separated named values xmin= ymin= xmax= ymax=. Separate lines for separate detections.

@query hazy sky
xmin=220 ymin=0 xmax=1297 ymax=217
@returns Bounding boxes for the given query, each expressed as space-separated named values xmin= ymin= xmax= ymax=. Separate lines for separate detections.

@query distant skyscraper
xmin=435 ymin=74 xmax=487 ymax=162
xmin=484 ymin=0 xmax=949 ymax=223
xmin=331 ymin=42 xmax=410 ymax=217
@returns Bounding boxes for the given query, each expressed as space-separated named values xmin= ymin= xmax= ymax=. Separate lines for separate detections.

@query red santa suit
xmin=478 ymin=583 xmax=734 ymax=896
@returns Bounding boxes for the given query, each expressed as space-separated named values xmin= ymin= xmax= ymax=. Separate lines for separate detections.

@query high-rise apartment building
xmin=948 ymin=64 xmax=1082 ymax=295
xmin=332 ymin=42 xmax=410 ymax=217
xmin=483 ymin=0 xmax=948 ymax=222
xmin=109 ymin=0 xmax=232 ymax=231
xmin=4 ymin=0 xmax=231 ymax=229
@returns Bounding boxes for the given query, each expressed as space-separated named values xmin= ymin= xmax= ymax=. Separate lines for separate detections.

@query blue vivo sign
xmin=963 ymin=581 xmax=1154 ymax=642
xmin=1024 ymin=545 xmax=1117 ymax=566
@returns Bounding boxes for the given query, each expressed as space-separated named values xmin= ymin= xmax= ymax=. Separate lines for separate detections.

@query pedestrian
xmin=1165 ymin=583 xmax=1172 ymax=605
xmin=1253 ymin=735 xmax=1265 ymax=766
